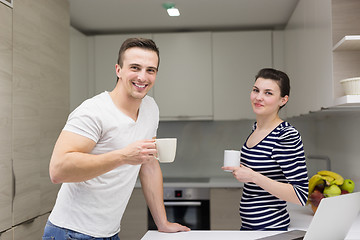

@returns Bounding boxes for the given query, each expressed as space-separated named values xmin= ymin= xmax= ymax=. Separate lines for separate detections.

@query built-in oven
xmin=148 ymin=181 xmax=210 ymax=230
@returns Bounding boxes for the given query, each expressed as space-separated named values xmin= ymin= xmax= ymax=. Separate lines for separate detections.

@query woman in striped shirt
xmin=222 ymin=68 xmax=308 ymax=231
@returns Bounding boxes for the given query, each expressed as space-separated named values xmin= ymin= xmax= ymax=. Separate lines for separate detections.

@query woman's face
xmin=250 ymin=77 xmax=288 ymax=116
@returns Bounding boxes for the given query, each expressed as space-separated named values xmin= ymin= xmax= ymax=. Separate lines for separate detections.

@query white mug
xmin=155 ymin=138 xmax=177 ymax=163
xmin=223 ymin=150 xmax=240 ymax=172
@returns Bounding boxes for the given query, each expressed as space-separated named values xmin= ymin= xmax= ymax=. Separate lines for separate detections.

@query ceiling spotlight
xmin=162 ymin=3 xmax=180 ymax=17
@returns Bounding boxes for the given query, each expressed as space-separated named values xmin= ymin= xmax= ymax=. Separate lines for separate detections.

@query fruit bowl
xmin=308 ymin=190 xmax=324 ymax=214
xmin=309 ymin=202 xmax=318 ymax=214
xmin=308 ymin=171 xmax=355 ymax=214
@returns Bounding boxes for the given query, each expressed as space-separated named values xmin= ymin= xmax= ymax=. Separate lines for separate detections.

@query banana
xmin=317 ymin=170 xmax=344 ymax=186
xmin=308 ymin=174 xmax=325 ymax=198
xmin=321 ymin=175 xmax=335 ymax=185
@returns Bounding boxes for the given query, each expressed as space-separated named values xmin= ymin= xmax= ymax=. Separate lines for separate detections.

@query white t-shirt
xmin=49 ymin=92 xmax=159 ymax=237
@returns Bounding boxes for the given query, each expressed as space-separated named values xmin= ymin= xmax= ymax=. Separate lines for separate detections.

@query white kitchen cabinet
xmin=284 ymin=0 xmax=360 ymax=117
xmin=0 ymin=2 xmax=12 ymax=233
xmin=332 ymin=0 xmax=360 ymax=106
xmin=94 ymin=34 xmax=153 ymax=96
xmin=119 ymin=188 xmax=147 ymax=240
xmin=210 ymin=188 xmax=242 ymax=230
xmin=284 ymin=0 xmax=334 ymax=117
xmin=212 ymin=31 xmax=272 ymax=120
xmin=152 ymin=32 xmax=213 ymax=121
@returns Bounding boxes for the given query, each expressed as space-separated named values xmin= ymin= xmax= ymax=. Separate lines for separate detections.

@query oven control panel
xmin=174 ymin=190 xmax=182 ymax=198
xmin=163 ymin=187 xmax=209 ymax=200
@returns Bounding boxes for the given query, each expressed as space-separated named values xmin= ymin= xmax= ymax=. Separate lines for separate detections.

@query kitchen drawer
xmin=210 ymin=188 xmax=242 ymax=230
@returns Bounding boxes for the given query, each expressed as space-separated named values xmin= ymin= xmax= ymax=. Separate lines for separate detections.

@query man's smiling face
xmin=116 ymin=47 xmax=159 ymax=100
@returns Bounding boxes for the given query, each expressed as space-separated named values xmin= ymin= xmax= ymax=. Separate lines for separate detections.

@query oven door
xmin=148 ymin=199 xmax=210 ymax=230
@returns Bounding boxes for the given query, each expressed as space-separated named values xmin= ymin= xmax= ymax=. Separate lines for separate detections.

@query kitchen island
xmin=142 ymin=230 xmax=285 ymax=240
xmin=141 ymin=202 xmax=360 ymax=240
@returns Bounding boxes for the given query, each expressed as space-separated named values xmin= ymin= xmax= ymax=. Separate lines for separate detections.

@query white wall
xmin=70 ymin=27 xmax=93 ymax=111
xmin=290 ymin=112 xmax=360 ymax=191
xmin=316 ymin=113 xmax=360 ymax=190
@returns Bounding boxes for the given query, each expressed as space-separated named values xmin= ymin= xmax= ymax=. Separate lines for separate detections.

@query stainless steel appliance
xmin=148 ymin=178 xmax=210 ymax=230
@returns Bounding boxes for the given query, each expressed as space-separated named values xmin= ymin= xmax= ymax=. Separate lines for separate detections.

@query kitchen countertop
xmin=141 ymin=203 xmax=360 ymax=240
xmin=142 ymin=230 xmax=285 ymax=240
xmin=135 ymin=176 xmax=243 ymax=188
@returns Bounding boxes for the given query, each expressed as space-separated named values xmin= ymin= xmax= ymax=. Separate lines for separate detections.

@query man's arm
xmin=49 ymin=130 xmax=156 ymax=183
xmin=140 ymin=160 xmax=190 ymax=232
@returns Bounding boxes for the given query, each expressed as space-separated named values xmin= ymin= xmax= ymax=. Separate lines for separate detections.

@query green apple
xmin=340 ymin=179 xmax=355 ymax=193
xmin=323 ymin=184 xmax=341 ymax=197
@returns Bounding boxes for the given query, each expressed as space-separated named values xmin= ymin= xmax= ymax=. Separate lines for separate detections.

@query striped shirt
xmin=240 ymin=121 xmax=308 ymax=230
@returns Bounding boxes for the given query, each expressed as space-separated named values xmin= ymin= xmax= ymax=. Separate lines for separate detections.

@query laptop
xmin=256 ymin=192 xmax=360 ymax=240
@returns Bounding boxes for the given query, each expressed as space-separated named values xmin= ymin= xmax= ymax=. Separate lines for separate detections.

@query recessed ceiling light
xmin=162 ymin=2 xmax=180 ymax=17
xmin=167 ymin=7 xmax=180 ymax=17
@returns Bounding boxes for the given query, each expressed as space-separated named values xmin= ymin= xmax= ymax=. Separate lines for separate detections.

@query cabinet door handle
xmin=21 ymin=217 xmax=36 ymax=225
xmin=164 ymin=201 xmax=202 ymax=206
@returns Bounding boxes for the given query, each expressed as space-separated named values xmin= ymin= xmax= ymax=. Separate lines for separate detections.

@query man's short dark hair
xmin=117 ymin=38 xmax=160 ymax=68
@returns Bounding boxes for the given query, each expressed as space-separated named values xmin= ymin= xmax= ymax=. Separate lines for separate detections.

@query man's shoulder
xmin=81 ymin=92 xmax=110 ymax=107
xmin=70 ymin=92 xmax=109 ymax=118
xmin=143 ymin=95 xmax=156 ymax=104
xmin=142 ymin=95 xmax=159 ymax=110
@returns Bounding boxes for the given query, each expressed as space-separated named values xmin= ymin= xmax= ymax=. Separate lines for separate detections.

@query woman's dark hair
xmin=255 ymin=68 xmax=290 ymax=97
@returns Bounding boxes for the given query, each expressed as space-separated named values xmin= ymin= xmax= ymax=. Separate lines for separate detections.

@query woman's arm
xmin=223 ymin=126 xmax=309 ymax=206
xmin=223 ymin=165 xmax=302 ymax=205
xmin=249 ymin=166 xmax=302 ymax=205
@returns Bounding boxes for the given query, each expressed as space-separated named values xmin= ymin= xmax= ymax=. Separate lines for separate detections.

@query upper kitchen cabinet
xmin=284 ymin=0 xmax=360 ymax=117
xmin=93 ymin=34 xmax=153 ymax=96
xmin=332 ymin=0 xmax=360 ymax=106
xmin=152 ymin=32 xmax=213 ymax=121
xmin=284 ymin=0 xmax=333 ymax=117
xmin=212 ymin=31 xmax=272 ymax=120
xmin=0 ymin=2 xmax=12 ymax=232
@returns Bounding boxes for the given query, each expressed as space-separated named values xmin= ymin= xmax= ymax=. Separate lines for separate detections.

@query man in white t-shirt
xmin=42 ymin=38 xmax=190 ymax=239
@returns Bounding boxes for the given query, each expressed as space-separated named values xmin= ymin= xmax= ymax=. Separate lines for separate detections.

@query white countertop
xmin=141 ymin=203 xmax=360 ymax=240
xmin=142 ymin=230 xmax=284 ymax=240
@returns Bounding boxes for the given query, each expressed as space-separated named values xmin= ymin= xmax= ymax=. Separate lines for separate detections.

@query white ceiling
xmin=69 ymin=0 xmax=299 ymax=35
